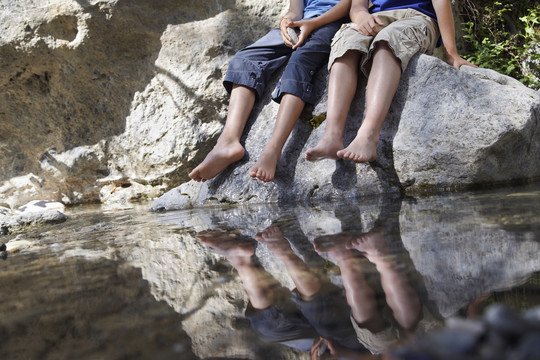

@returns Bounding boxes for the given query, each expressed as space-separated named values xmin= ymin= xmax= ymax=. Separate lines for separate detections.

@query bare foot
xmin=248 ymin=147 xmax=281 ymax=182
xmin=189 ymin=140 xmax=245 ymax=182
xmin=313 ymin=232 xmax=356 ymax=260
xmin=254 ymin=226 xmax=292 ymax=255
xmin=337 ymin=130 xmax=378 ymax=163
xmin=346 ymin=229 xmax=389 ymax=262
xmin=196 ymin=230 xmax=255 ymax=262
xmin=305 ymin=136 xmax=343 ymax=162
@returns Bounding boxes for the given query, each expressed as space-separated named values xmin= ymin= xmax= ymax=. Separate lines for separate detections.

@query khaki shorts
xmin=328 ymin=8 xmax=440 ymax=76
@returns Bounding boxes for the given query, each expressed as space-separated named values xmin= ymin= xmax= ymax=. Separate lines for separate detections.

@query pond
xmin=1 ymin=183 xmax=540 ymax=359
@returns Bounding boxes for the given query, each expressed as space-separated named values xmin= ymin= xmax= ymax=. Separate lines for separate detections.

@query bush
xmin=460 ymin=0 xmax=540 ymax=89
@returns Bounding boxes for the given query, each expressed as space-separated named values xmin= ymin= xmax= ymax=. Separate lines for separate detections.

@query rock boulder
xmin=151 ymin=55 xmax=540 ymax=211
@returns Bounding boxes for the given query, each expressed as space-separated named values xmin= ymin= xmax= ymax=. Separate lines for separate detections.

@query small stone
xmin=287 ymin=27 xmax=298 ymax=45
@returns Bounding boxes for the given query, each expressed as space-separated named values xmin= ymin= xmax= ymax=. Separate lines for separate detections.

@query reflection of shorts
xmin=245 ymin=296 xmax=317 ymax=343
xmin=328 ymin=8 xmax=439 ymax=76
xmin=350 ymin=304 xmax=442 ymax=355
xmin=293 ymin=285 xmax=366 ymax=351
xmin=350 ymin=314 xmax=398 ymax=355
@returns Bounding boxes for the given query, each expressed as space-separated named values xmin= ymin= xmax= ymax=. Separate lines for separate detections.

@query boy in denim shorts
xmin=189 ymin=0 xmax=350 ymax=183
xmin=305 ymin=0 xmax=476 ymax=163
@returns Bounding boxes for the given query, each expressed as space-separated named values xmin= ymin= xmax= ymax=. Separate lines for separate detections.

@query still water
xmin=1 ymin=183 xmax=539 ymax=359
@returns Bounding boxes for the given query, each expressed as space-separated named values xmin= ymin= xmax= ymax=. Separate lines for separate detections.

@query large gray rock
xmin=1 ymin=0 xmax=538 ymax=210
xmin=151 ymin=54 xmax=540 ymax=211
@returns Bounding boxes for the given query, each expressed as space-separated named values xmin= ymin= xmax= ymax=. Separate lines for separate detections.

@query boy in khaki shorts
xmin=305 ymin=0 xmax=476 ymax=163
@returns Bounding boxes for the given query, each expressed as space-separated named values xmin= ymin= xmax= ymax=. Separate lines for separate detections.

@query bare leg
xmin=314 ymin=233 xmax=384 ymax=330
xmin=348 ymin=229 xmax=421 ymax=330
xmin=248 ymin=94 xmax=305 ymax=182
xmin=196 ymin=230 xmax=278 ymax=309
xmin=189 ymin=85 xmax=255 ymax=182
xmin=255 ymin=226 xmax=322 ymax=299
xmin=305 ymin=50 xmax=361 ymax=161
xmin=337 ymin=42 xmax=401 ymax=163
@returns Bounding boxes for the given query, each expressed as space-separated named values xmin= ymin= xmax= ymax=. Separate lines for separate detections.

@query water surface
xmin=1 ymin=183 xmax=539 ymax=359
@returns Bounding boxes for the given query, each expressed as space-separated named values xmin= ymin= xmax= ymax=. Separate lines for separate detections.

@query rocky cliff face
xmin=0 ymin=0 xmax=287 ymax=208
xmin=1 ymin=0 xmax=539 ymax=210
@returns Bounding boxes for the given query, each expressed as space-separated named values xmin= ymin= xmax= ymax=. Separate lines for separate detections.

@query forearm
xmin=349 ymin=0 xmax=370 ymax=24
xmin=432 ymin=0 xmax=458 ymax=56
xmin=284 ymin=0 xmax=304 ymax=21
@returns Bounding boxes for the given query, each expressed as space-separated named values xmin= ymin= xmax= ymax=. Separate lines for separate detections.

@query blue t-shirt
xmin=370 ymin=0 xmax=437 ymax=21
xmin=303 ymin=0 xmax=340 ymax=19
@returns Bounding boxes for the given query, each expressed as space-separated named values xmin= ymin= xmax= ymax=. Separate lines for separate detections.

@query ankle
xmin=357 ymin=127 xmax=380 ymax=141
xmin=262 ymin=143 xmax=283 ymax=156
xmin=216 ymin=136 xmax=241 ymax=147
xmin=320 ymin=132 xmax=343 ymax=144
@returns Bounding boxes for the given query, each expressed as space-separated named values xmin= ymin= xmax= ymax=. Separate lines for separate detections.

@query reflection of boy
xmin=248 ymin=226 xmax=366 ymax=354
xmin=246 ymin=284 xmax=366 ymax=353
xmin=189 ymin=0 xmax=350 ymax=183
xmin=306 ymin=0 xmax=476 ymax=163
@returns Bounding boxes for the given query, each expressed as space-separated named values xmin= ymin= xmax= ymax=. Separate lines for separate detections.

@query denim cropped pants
xmin=223 ymin=20 xmax=343 ymax=105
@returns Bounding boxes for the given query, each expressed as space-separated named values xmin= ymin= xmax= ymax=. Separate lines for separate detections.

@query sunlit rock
xmin=152 ymin=54 xmax=540 ymax=211
xmin=0 ymin=0 xmax=288 ymax=206
xmin=0 ymin=200 xmax=67 ymax=234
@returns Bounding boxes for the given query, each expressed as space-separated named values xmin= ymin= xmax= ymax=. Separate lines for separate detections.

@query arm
xmin=350 ymin=0 xmax=384 ymax=36
xmin=282 ymin=0 xmax=304 ymax=22
xmin=280 ymin=0 xmax=305 ymax=48
xmin=432 ymin=0 xmax=477 ymax=69
xmin=282 ymin=0 xmax=351 ymax=49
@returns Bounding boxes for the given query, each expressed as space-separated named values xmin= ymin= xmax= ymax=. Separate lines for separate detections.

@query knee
xmin=373 ymin=40 xmax=392 ymax=54
xmin=335 ymin=49 xmax=362 ymax=67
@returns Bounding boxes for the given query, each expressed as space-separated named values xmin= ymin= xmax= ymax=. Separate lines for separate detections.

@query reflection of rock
xmin=0 ymin=250 xmax=197 ymax=359
xmin=399 ymin=191 xmax=540 ymax=317
xmin=150 ymin=193 xmax=540 ymax=324
xmin=3 ymin=187 xmax=539 ymax=358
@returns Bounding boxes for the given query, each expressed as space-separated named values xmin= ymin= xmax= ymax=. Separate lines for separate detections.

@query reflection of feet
xmin=305 ymin=136 xmax=343 ymax=162
xmin=254 ymin=226 xmax=293 ymax=255
xmin=347 ymin=229 xmax=389 ymax=261
xmin=336 ymin=129 xmax=378 ymax=163
xmin=248 ymin=147 xmax=281 ymax=182
xmin=313 ymin=232 xmax=355 ymax=260
xmin=189 ymin=140 xmax=245 ymax=182
xmin=196 ymin=230 xmax=254 ymax=263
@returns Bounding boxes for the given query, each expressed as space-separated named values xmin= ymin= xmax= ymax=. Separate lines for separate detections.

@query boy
xmin=189 ymin=0 xmax=350 ymax=183
xmin=305 ymin=0 xmax=476 ymax=163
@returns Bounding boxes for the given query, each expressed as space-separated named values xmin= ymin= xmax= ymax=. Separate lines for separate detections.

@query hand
xmin=289 ymin=19 xmax=317 ymax=49
xmin=352 ymin=11 xmax=384 ymax=36
xmin=446 ymin=52 xmax=478 ymax=70
xmin=280 ymin=17 xmax=296 ymax=48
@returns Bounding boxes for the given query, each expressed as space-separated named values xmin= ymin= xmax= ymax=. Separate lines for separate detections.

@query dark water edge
xmin=1 ymin=182 xmax=539 ymax=359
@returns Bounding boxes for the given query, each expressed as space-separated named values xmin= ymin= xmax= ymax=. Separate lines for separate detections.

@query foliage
xmin=460 ymin=0 xmax=540 ymax=89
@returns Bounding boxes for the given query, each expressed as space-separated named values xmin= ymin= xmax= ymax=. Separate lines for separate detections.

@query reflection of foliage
xmin=481 ymin=272 xmax=540 ymax=312
xmin=460 ymin=0 xmax=540 ymax=89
